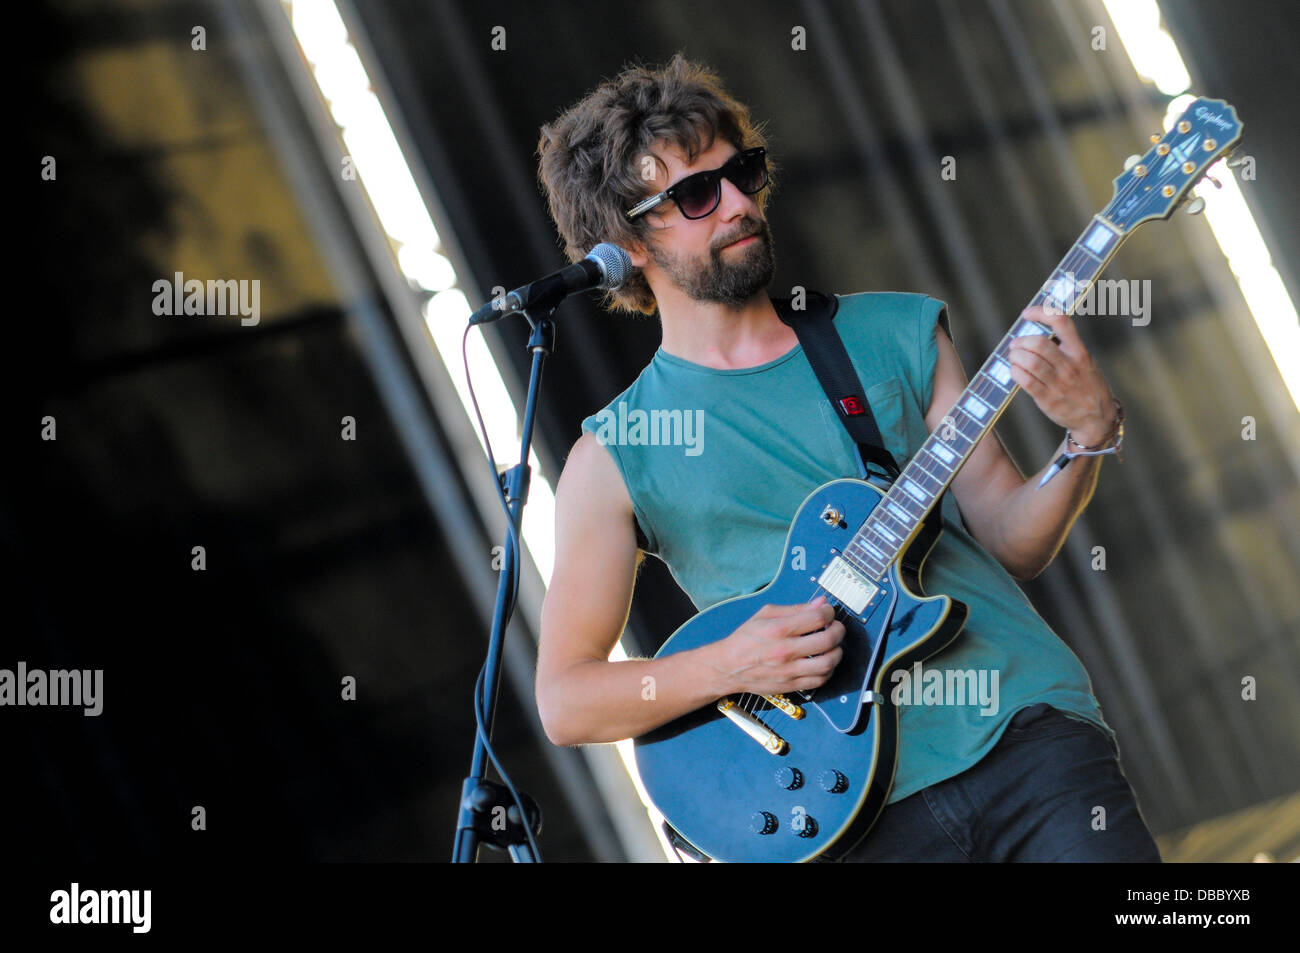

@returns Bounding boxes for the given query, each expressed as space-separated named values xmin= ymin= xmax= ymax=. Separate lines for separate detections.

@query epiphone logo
xmin=1194 ymin=106 xmax=1233 ymax=131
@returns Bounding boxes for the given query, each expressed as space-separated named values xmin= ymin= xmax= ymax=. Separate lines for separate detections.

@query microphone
xmin=468 ymin=243 xmax=632 ymax=325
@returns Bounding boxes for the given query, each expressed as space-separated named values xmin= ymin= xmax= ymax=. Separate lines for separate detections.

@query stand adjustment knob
xmin=818 ymin=769 xmax=849 ymax=793
xmin=795 ymin=815 xmax=819 ymax=838
xmin=775 ymin=766 xmax=804 ymax=790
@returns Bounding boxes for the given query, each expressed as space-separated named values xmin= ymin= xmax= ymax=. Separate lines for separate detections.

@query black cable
xmin=462 ymin=324 xmax=522 ymax=613
xmin=473 ymin=663 xmax=543 ymax=860
xmin=460 ymin=321 xmax=542 ymax=861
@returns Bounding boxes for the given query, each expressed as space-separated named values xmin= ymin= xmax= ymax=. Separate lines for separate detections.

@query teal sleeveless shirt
xmin=580 ymin=292 xmax=1115 ymax=804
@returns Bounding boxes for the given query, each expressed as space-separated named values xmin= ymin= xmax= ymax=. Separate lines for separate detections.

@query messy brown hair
xmin=537 ymin=53 xmax=771 ymax=315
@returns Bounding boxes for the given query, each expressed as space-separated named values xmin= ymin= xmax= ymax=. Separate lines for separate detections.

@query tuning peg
xmin=1184 ymin=196 xmax=1206 ymax=215
xmin=1226 ymin=154 xmax=1247 ymax=168
xmin=1204 ymin=174 xmax=1222 ymax=189
xmin=1149 ymin=134 xmax=1161 ymax=143
xmin=1123 ymin=154 xmax=1143 ymax=170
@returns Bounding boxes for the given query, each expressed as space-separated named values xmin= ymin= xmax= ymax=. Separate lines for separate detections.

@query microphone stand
xmin=451 ymin=306 xmax=553 ymax=862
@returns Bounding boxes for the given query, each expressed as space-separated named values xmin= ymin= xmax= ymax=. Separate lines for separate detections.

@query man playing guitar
xmin=533 ymin=54 xmax=1161 ymax=862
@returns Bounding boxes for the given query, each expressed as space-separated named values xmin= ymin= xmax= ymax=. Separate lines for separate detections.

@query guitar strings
xmin=834 ymin=226 xmax=1129 ymax=585
xmin=728 ymin=163 xmax=1158 ymax=723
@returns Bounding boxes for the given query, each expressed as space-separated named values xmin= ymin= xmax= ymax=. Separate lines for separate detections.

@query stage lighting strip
xmin=280 ymin=1 xmax=682 ymax=861
xmin=1103 ymin=0 xmax=1300 ymax=412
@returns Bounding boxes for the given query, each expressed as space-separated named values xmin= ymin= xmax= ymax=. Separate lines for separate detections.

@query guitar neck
xmin=841 ymin=215 xmax=1128 ymax=579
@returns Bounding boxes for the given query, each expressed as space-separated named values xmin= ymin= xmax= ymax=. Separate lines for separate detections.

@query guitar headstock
xmin=1104 ymin=97 xmax=1243 ymax=232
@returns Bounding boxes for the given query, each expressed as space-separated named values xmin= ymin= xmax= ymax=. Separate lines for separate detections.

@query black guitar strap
xmin=773 ymin=291 xmax=901 ymax=484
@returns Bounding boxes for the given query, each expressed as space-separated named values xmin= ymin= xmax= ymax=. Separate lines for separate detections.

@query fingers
xmin=1020 ymin=305 xmax=1091 ymax=362
xmin=745 ymin=596 xmax=847 ymax=692
xmin=752 ymin=597 xmax=842 ymax=652
xmin=754 ymin=597 xmax=836 ymax=637
xmin=1007 ymin=338 xmax=1058 ymax=379
xmin=1008 ymin=362 xmax=1048 ymax=398
xmin=792 ymin=646 xmax=843 ymax=689
xmin=755 ymin=594 xmax=827 ymax=619
xmin=797 ymin=618 xmax=845 ymax=656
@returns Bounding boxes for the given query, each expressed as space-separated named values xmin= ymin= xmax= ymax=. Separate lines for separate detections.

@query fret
xmin=909 ymin=468 xmax=943 ymax=497
xmin=922 ymin=461 xmax=948 ymax=486
xmin=1012 ymin=316 xmax=1054 ymax=338
xmin=884 ymin=500 xmax=912 ymax=523
xmin=1081 ymin=218 xmax=1119 ymax=257
xmin=960 ymin=392 xmax=994 ymax=422
xmin=848 ymin=536 xmax=882 ymax=559
xmin=847 ymin=549 xmax=885 ymax=578
xmin=1073 ymin=241 xmax=1103 ymax=264
xmin=899 ymin=478 xmax=929 ymax=504
xmin=843 ymin=546 xmax=880 ymax=575
xmin=1042 ymin=271 xmax=1082 ymax=314
xmin=887 ymin=490 xmax=923 ymax=519
xmin=910 ymin=466 xmax=943 ymax=493
xmin=972 ymin=366 xmax=1008 ymax=392
xmin=934 ymin=430 xmax=973 ymax=456
xmin=951 ymin=405 xmax=986 ymax=433
xmin=851 ymin=557 xmax=885 ymax=580
xmin=975 ymin=367 xmax=1012 ymax=396
xmin=876 ymin=508 xmax=912 ymax=540
xmin=918 ymin=447 xmax=952 ymax=477
xmin=928 ymin=441 xmax=958 ymax=467
xmin=860 ymin=540 xmax=888 ymax=562
xmin=975 ymin=385 xmax=1009 ymax=411
xmin=913 ymin=463 xmax=941 ymax=486
xmin=829 ymin=121 xmax=1217 ymax=585
xmin=874 ymin=510 xmax=907 ymax=538
xmin=858 ymin=541 xmax=894 ymax=571
xmin=976 ymin=380 xmax=1011 ymax=408
xmin=986 ymin=356 xmax=1014 ymax=386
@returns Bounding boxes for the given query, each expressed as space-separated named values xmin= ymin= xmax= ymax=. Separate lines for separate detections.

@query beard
xmin=647 ymin=217 xmax=776 ymax=308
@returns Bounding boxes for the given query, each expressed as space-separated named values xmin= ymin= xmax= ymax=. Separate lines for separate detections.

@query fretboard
xmin=838 ymin=215 xmax=1126 ymax=581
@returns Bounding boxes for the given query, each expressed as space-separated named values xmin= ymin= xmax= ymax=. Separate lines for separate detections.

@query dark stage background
xmin=8 ymin=0 xmax=1300 ymax=864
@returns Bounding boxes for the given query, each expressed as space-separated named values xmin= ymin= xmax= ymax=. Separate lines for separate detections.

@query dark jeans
xmin=837 ymin=703 xmax=1162 ymax=862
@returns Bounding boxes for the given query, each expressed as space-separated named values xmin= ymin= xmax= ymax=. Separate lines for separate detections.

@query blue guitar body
xmin=633 ymin=477 xmax=967 ymax=863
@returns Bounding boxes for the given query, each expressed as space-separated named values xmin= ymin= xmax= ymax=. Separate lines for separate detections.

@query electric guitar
xmin=633 ymin=97 xmax=1243 ymax=862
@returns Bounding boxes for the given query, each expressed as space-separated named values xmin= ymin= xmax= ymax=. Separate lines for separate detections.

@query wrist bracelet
xmin=1066 ymin=398 xmax=1125 ymax=454
xmin=1037 ymin=398 xmax=1125 ymax=489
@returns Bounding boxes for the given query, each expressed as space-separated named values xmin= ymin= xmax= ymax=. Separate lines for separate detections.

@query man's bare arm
xmin=535 ymin=432 xmax=843 ymax=746
xmin=925 ymin=310 xmax=1116 ymax=580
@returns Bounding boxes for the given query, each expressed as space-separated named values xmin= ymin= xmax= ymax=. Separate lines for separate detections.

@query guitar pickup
xmin=818 ymin=556 xmax=879 ymax=614
xmin=761 ymin=693 xmax=805 ymax=719
xmin=716 ymin=698 xmax=788 ymax=754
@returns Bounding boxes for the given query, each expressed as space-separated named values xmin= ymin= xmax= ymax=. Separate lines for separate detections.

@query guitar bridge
xmin=761 ymin=693 xmax=805 ymax=719
xmin=716 ymin=698 xmax=788 ymax=754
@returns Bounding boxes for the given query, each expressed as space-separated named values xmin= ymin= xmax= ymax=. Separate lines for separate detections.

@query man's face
xmin=634 ymin=137 xmax=775 ymax=308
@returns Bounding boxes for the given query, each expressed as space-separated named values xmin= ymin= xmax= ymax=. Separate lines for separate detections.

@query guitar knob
xmin=795 ymin=816 xmax=819 ymax=838
xmin=774 ymin=766 xmax=803 ymax=790
xmin=749 ymin=811 xmax=778 ymax=835
xmin=818 ymin=769 xmax=849 ymax=794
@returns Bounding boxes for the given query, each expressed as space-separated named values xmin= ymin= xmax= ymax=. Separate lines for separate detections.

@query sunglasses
xmin=625 ymin=147 xmax=769 ymax=221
